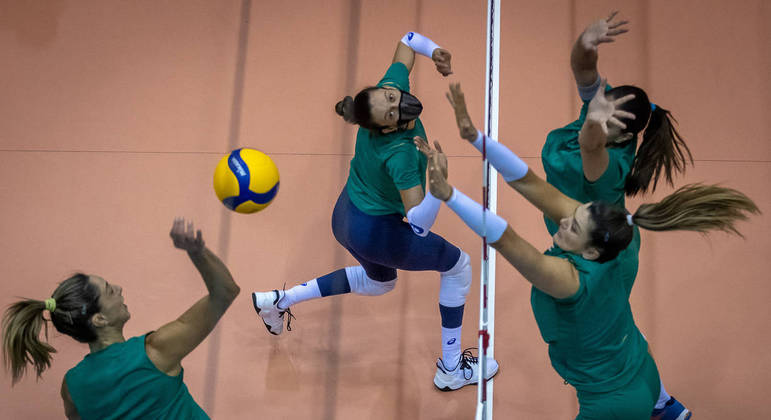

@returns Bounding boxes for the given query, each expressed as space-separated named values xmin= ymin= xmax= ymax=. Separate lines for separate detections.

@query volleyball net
xmin=476 ymin=0 xmax=500 ymax=419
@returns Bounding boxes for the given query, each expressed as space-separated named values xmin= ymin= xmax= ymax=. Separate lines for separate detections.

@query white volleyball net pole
xmin=476 ymin=0 xmax=500 ymax=419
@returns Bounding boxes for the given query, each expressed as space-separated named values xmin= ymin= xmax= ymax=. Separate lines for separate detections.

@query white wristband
xmin=406 ymin=190 xmax=441 ymax=237
xmin=445 ymin=188 xmax=507 ymax=243
xmin=472 ymin=130 xmax=529 ymax=182
xmin=400 ymin=31 xmax=440 ymax=58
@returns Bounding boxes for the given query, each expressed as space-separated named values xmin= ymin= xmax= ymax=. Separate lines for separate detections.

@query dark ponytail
xmin=605 ymin=85 xmax=694 ymax=196
xmin=335 ymin=86 xmax=384 ymax=131
xmin=587 ymin=184 xmax=759 ymax=263
xmin=625 ymin=105 xmax=693 ymax=196
xmin=2 ymin=273 xmax=101 ymax=384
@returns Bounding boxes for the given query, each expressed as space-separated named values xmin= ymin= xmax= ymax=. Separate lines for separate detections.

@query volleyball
xmin=213 ymin=148 xmax=280 ymax=214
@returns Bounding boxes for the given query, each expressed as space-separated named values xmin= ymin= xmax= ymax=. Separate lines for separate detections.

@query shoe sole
xmin=434 ymin=367 xmax=500 ymax=392
xmin=252 ymin=292 xmax=280 ymax=336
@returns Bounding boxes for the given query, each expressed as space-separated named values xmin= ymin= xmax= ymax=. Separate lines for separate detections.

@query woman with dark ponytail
xmin=252 ymin=31 xmax=498 ymax=392
xmin=2 ymin=218 xmax=239 ymax=419
xmin=419 ymin=83 xmax=758 ymax=419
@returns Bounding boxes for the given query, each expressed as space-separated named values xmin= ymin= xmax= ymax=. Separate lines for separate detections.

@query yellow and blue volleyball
xmin=213 ymin=148 xmax=279 ymax=214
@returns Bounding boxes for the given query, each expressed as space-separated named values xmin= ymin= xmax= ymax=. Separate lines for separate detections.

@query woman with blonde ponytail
xmin=415 ymin=82 xmax=758 ymax=418
xmin=2 ymin=218 xmax=240 ymax=420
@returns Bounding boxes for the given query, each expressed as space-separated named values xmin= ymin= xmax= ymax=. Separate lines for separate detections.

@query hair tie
xmin=626 ymin=214 xmax=634 ymax=226
xmin=44 ymin=298 xmax=56 ymax=312
xmin=603 ymin=231 xmax=610 ymax=243
xmin=81 ymin=304 xmax=87 ymax=315
xmin=650 ymin=102 xmax=657 ymax=112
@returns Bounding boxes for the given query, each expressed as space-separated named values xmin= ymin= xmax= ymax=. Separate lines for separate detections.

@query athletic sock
xmin=277 ymin=279 xmax=322 ymax=310
xmin=441 ymin=326 xmax=462 ymax=369
xmin=439 ymin=303 xmax=465 ymax=368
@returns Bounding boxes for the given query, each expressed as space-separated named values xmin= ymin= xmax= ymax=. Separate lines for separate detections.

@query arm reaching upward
xmin=571 ymin=11 xmax=628 ymax=88
xmin=393 ymin=31 xmax=453 ymax=76
xmin=145 ymin=218 xmax=240 ymax=375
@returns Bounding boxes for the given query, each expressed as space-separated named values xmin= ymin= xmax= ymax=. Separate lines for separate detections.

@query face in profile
xmin=89 ymin=275 xmax=130 ymax=329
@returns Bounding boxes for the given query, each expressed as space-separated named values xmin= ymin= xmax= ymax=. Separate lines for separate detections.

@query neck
xmin=88 ymin=328 xmax=126 ymax=353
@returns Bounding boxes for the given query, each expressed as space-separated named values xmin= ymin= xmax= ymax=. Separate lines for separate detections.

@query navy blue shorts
xmin=331 ymin=185 xmax=461 ymax=282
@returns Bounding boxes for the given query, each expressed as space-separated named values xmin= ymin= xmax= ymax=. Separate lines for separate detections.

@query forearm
xmin=442 ymin=189 xmax=579 ymax=298
xmin=492 ymin=227 xmax=579 ymax=299
xmin=187 ymin=248 xmax=239 ymax=303
xmin=470 ymin=130 xmax=528 ymax=182
xmin=570 ymin=33 xmax=599 ymax=86
xmin=467 ymin=131 xmax=578 ymax=220
xmin=578 ymin=120 xmax=610 ymax=181
xmin=508 ymin=171 xmax=581 ymax=224
xmin=406 ymin=190 xmax=441 ymax=237
xmin=400 ymin=31 xmax=440 ymax=59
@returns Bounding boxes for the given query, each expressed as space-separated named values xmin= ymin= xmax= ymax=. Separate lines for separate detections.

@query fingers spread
xmin=608 ymin=116 xmax=627 ymax=130
xmin=608 ymin=20 xmax=629 ymax=30
xmin=614 ymin=93 xmax=636 ymax=106
xmin=614 ymin=110 xmax=636 ymax=120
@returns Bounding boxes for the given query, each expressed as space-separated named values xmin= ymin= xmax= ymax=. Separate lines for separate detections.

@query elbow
xmin=226 ymin=283 xmax=241 ymax=301
xmin=219 ymin=279 xmax=240 ymax=303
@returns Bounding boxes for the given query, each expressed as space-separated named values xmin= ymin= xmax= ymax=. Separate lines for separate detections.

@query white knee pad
xmin=439 ymin=251 xmax=471 ymax=307
xmin=345 ymin=266 xmax=397 ymax=296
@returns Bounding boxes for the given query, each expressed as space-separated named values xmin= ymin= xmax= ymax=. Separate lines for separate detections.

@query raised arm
xmin=393 ymin=32 xmax=452 ymax=76
xmin=145 ymin=218 xmax=240 ymax=375
xmin=417 ymin=140 xmax=579 ymax=299
xmin=443 ymin=83 xmax=579 ymax=223
xmin=571 ymin=11 xmax=628 ymax=87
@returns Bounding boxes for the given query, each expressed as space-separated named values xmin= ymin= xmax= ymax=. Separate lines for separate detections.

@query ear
xmin=581 ymin=246 xmax=601 ymax=261
xmin=91 ymin=312 xmax=109 ymax=328
xmin=613 ymin=132 xmax=635 ymax=144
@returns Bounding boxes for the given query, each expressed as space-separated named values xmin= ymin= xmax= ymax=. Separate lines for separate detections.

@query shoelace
xmin=280 ymin=307 xmax=296 ymax=332
xmin=458 ymin=348 xmax=479 ymax=380
xmin=278 ymin=283 xmax=296 ymax=332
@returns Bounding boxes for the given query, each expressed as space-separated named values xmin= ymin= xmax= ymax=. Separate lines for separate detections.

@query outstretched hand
xmin=170 ymin=217 xmax=205 ymax=254
xmin=445 ymin=83 xmax=477 ymax=142
xmin=432 ymin=48 xmax=453 ymax=76
xmin=586 ymin=79 xmax=636 ymax=136
xmin=581 ymin=11 xmax=629 ymax=51
xmin=414 ymin=137 xmax=453 ymax=201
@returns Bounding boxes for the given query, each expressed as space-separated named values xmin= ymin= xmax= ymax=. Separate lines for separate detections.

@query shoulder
xmin=377 ymin=62 xmax=410 ymax=91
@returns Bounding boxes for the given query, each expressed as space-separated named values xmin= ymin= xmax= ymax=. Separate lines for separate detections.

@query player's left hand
xmin=432 ymin=48 xmax=453 ymax=77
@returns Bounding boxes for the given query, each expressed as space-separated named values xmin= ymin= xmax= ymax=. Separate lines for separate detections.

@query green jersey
xmin=541 ymin=84 xmax=636 ymax=236
xmin=533 ymin=231 xmax=647 ymax=393
xmin=65 ymin=334 xmax=209 ymax=420
xmin=346 ymin=62 xmax=427 ymax=216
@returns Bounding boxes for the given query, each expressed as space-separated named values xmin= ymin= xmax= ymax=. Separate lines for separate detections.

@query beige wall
xmin=1 ymin=1 xmax=769 ymax=419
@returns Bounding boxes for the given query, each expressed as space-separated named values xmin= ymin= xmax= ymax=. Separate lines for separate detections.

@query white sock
xmin=655 ymin=380 xmax=672 ymax=409
xmin=441 ymin=326 xmax=462 ymax=369
xmin=277 ymin=279 xmax=322 ymax=310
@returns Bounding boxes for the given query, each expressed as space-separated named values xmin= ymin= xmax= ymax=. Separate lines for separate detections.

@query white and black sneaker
xmin=433 ymin=348 xmax=499 ymax=391
xmin=251 ymin=290 xmax=294 ymax=335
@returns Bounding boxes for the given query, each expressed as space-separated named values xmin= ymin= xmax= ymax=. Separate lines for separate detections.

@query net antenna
xmin=476 ymin=0 xmax=499 ymax=419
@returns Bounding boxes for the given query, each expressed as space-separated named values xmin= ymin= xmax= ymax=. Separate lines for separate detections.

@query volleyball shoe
xmin=651 ymin=397 xmax=691 ymax=420
xmin=252 ymin=290 xmax=294 ymax=335
xmin=433 ymin=348 xmax=499 ymax=391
